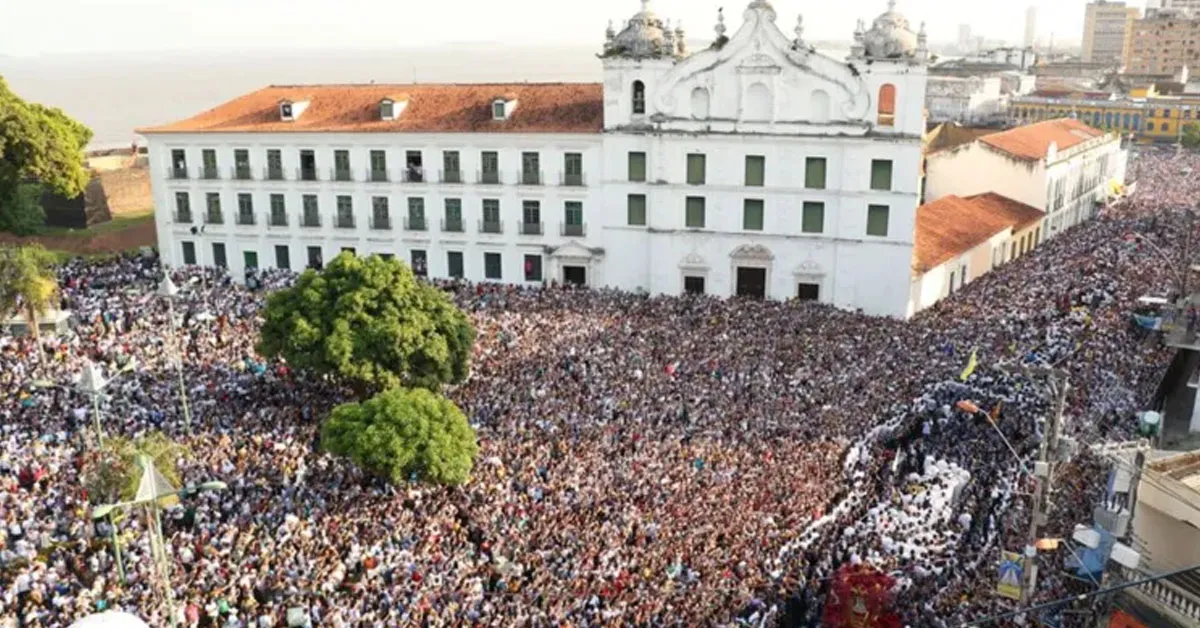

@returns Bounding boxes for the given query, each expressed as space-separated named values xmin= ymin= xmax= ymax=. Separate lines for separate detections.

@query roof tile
xmin=979 ymin=118 xmax=1106 ymax=162
xmin=914 ymin=193 xmax=1044 ymax=272
xmin=137 ymin=83 xmax=603 ymax=135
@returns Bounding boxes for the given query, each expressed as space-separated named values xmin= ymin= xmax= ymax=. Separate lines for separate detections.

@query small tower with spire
xmin=916 ymin=21 xmax=929 ymax=63
xmin=601 ymin=0 xmax=688 ymax=129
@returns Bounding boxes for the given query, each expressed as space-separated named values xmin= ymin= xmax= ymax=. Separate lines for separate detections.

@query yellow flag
xmin=960 ymin=349 xmax=978 ymax=382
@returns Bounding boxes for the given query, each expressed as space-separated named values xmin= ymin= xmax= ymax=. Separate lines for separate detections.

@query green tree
xmin=0 ymin=76 xmax=93 ymax=233
xmin=79 ymin=432 xmax=190 ymax=507
xmin=0 ymin=183 xmax=45 ymax=235
xmin=258 ymin=252 xmax=475 ymax=394
xmin=0 ymin=244 xmax=60 ymax=339
xmin=1183 ymin=124 xmax=1200 ymax=148
xmin=321 ymin=387 xmax=478 ymax=486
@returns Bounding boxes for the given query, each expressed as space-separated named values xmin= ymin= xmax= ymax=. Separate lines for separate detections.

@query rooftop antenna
xmin=413 ymin=65 xmax=418 ymax=84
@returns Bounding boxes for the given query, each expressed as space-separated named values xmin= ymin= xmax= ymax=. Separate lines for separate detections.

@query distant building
xmin=1024 ymin=6 xmax=1037 ymax=49
xmin=958 ymin=24 xmax=973 ymax=52
xmin=1082 ymin=1 xmax=1139 ymax=65
xmin=908 ymin=192 xmax=1043 ymax=316
xmin=1128 ymin=10 xmax=1200 ymax=76
xmin=925 ymin=76 xmax=1008 ymax=125
xmin=926 ymin=48 xmax=1037 ymax=125
xmin=924 ymin=118 xmax=1126 ymax=242
xmin=1011 ymin=82 xmax=1200 ymax=143
xmin=1155 ymin=0 xmax=1200 ymax=14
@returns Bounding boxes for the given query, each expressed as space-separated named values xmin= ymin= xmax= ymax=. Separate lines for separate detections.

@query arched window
xmin=810 ymin=89 xmax=831 ymax=123
xmin=877 ymin=83 xmax=897 ymax=127
xmin=1123 ymin=113 xmax=1131 ymax=128
xmin=632 ymin=81 xmax=646 ymax=115
xmin=1105 ymin=112 xmax=1114 ymax=127
xmin=1147 ymin=122 xmax=1155 ymax=131
xmin=1133 ymin=114 xmax=1141 ymax=130
xmin=744 ymin=83 xmax=772 ymax=121
xmin=690 ymin=87 xmax=710 ymax=119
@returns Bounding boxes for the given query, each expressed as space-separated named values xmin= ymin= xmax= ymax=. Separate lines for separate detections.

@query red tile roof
xmin=914 ymin=193 xmax=1044 ymax=272
xmin=979 ymin=118 xmax=1106 ymax=162
xmin=965 ymin=192 xmax=1045 ymax=232
xmin=137 ymin=83 xmax=604 ymax=135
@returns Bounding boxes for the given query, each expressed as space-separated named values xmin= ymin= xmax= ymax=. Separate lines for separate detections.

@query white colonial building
xmin=140 ymin=0 xmax=930 ymax=317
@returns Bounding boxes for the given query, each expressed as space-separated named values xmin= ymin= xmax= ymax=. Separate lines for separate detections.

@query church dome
xmin=862 ymin=1 xmax=919 ymax=59
xmin=603 ymin=1 xmax=681 ymax=60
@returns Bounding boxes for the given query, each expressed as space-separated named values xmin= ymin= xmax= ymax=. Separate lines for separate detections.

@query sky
xmin=0 ymin=0 xmax=1155 ymax=57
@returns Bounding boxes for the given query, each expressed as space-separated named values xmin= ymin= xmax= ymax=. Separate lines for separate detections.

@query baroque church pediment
xmin=730 ymin=244 xmax=774 ymax=261
xmin=651 ymin=3 xmax=871 ymax=124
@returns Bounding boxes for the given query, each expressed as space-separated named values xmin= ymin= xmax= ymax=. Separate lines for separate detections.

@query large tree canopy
xmin=0 ymin=244 xmax=60 ymax=338
xmin=0 ymin=76 xmax=92 ymax=229
xmin=0 ymin=183 xmax=44 ymax=235
xmin=258 ymin=252 xmax=475 ymax=393
xmin=321 ymin=387 xmax=478 ymax=486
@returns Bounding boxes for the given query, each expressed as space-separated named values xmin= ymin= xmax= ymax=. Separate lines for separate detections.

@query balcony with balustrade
xmin=405 ymin=215 xmax=427 ymax=231
xmin=264 ymin=167 xmax=285 ymax=181
xmin=402 ymin=167 xmax=426 ymax=183
xmin=371 ymin=214 xmax=392 ymax=230
xmin=477 ymin=170 xmax=501 ymax=185
xmin=232 ymin=166 xmax=253 ymax=181
xmin=1120 ymin=565 xmax=1200 ymax=626
xmin=442 ymin=217 xmax=464 ymax=233
xmin=519 ymin=221 xmax=543 ymax=235
xmin=479 ymin=219 xmax=503 ymax=234
xmin=440 ymin=169 xmax=463 ymax=184
xmin=561 ymin=223 xmax=586 ymax=237
xmin=518 ymin=170 xmax=543 ymax=186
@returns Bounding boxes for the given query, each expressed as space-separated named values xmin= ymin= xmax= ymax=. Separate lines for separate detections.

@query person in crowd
xmin=0 ymin=148 xmax=1189 ymax=627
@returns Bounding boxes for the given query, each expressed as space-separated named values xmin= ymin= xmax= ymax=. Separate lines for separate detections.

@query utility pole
xmin=1021 ymin=370 xmax=1069 ymax=605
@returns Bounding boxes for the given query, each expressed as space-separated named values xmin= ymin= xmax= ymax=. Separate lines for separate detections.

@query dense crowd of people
xmin=0 ymin=147 xmax=1193 ymax=626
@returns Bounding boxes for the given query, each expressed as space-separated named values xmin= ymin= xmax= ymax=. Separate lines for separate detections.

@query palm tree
xmin=0 ymin=244 xmax=60 ymax=339
xmin=80 ymin=432 xmax=191 ymax=507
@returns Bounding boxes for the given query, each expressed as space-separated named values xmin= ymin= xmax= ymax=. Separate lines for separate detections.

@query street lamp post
xmin=158 ymin=273 xmax=193 ymax=434
xmin=92 ymin=456 xmax=226 ymax=628
xmin=79 ymin=362 xmax=110 ymax=449
xmin=75 ymin=359 xmax=139 ymax=450
xmin=90 ymin=509 xmax=127 ymax=585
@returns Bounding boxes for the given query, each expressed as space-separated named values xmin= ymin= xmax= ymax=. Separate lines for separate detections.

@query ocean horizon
xmin=1 ymin=44 xmax=851 ymax=150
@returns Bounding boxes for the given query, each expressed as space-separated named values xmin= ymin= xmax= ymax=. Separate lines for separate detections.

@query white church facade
xmin=140 ymin=1 xmax=930 ymax=317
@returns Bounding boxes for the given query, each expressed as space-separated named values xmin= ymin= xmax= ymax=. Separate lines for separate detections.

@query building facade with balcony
xmin=1108 ymin=450 xmax=1200 ymax=626
xmin=140 ymin=0 xmax=929 ymax=317
xmin=924 ymin=118 xmax=1127 ymax=243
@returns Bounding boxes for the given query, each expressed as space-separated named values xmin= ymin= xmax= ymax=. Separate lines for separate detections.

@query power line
xmin=958 ymin=562 xmax=1200 ymax=627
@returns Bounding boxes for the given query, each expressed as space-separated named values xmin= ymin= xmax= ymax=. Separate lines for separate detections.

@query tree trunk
xmin=24 ymin=302 xmax=39 ymax=340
